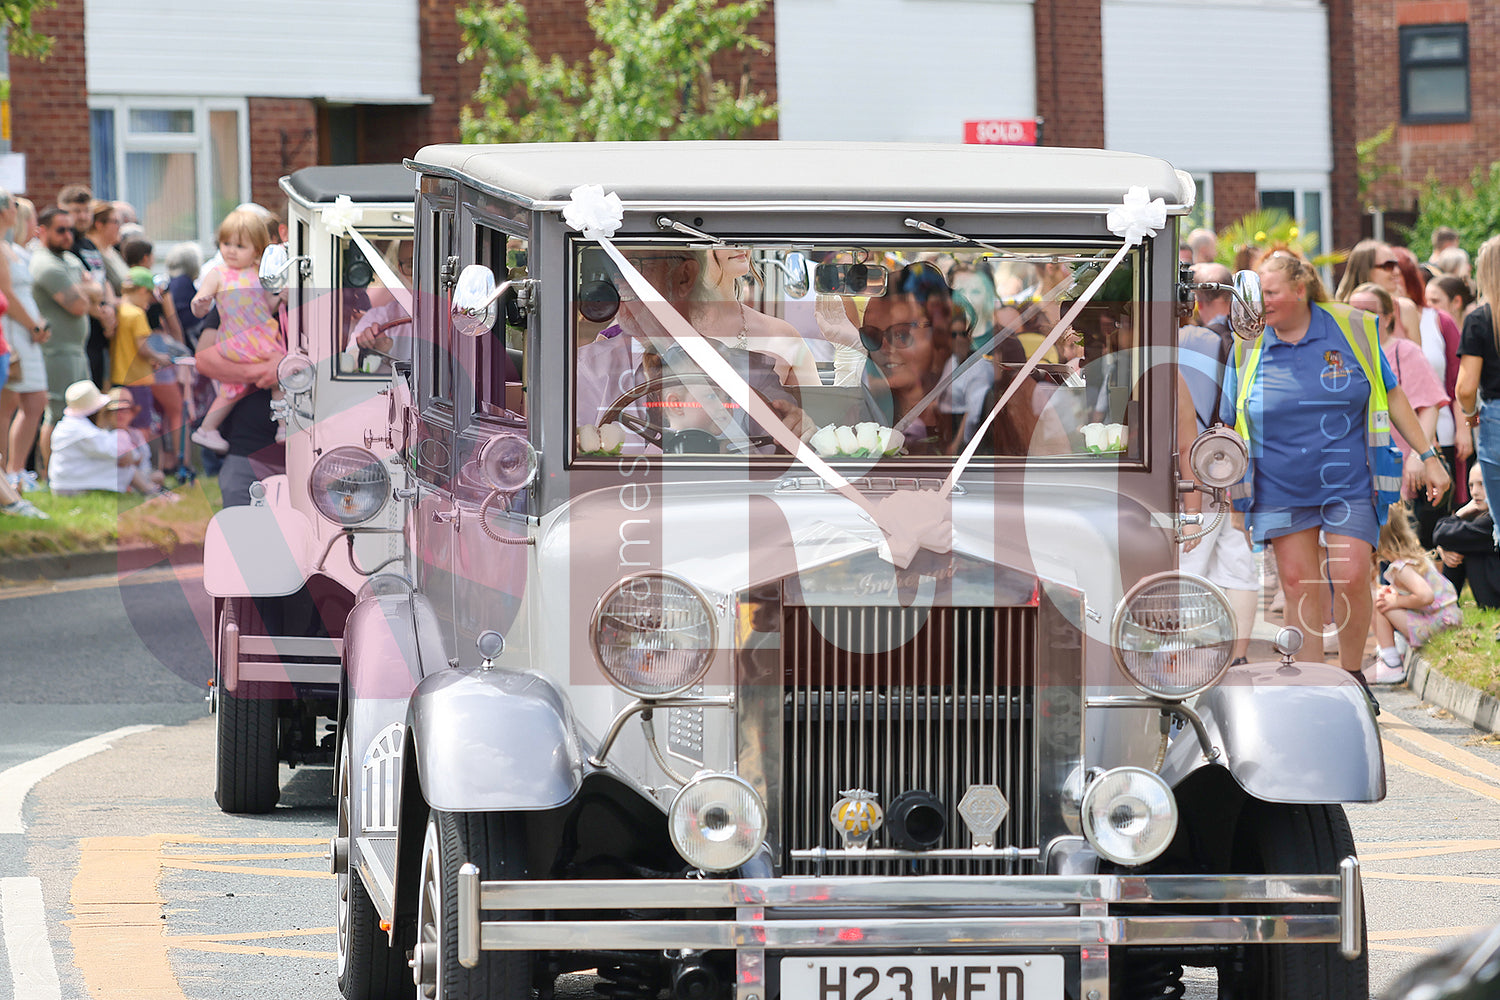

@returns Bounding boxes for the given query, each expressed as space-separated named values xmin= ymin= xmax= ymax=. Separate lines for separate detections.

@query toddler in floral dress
xmin=189 ymin=208 xmax=283 ymax=453
xmin=1372 ymin=501 xmax=1462 ymax=684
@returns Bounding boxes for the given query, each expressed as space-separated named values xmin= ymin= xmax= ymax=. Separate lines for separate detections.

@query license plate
xmin=780 ymin=956 xmax=1066 ymax=1000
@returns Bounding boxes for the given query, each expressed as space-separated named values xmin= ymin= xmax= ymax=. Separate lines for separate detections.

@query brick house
xmin=15 ymin=0 xmax=1480 ymax=252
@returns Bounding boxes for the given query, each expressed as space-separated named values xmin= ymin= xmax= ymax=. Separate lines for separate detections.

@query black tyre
xmin=214 ymin=681 xmax=280 ymax=813
xmin=414 ymin=810 xmax=534 ymax=1000
xmin=336 ymin=733 xmax=407 ymax=1000
xmin=1224 ymin=801 xmax=1367 ymax=1000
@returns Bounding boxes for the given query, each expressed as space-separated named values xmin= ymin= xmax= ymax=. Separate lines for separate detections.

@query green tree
xmin=1405 ymin=163 xmax=1500 ymax=259
xmin=458 ymin=0 xmax=777 ymax=144
xmin=4 ymin=0 xmax=58 ymax=60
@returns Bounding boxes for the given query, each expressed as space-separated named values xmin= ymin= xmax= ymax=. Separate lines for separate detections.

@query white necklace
xmin=736 ymin=302 xmax=748 ymax=350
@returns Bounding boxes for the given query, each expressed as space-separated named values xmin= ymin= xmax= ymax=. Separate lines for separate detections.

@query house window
xmin=1400 ymin=24 xmax=1469 ymax=124
xmin=88 ymin=98 xmax=249 ymax=247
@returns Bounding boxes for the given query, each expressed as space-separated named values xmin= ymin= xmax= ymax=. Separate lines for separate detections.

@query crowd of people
xmin=0 ymin=184 xmax=289 ymax=517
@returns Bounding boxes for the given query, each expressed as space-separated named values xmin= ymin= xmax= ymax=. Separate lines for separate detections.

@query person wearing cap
xmin=48 ymin=380 xmax=123 ymax=493
xmin=111 ymin=265 xmax=169 ymax=427
xmin=103 ymin=386 xmax=175 ymax=500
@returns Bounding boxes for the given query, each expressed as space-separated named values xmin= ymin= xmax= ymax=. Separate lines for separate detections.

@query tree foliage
xmin=4 ymin=0 xmax=57 ymax=60
xmin=1404 ymin=163 xmax=1500 ymax=259
xmin=1357 ymin=124 xmax=1403 ymax=209
xmin=1215 ymin=207 xmax=1341 ymax=269
xmin=458 ymin=0 xmax=777 ymax=144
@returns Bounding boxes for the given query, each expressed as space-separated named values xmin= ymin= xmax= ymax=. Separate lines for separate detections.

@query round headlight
xmin=1080 ymin=766 xmax=1178 ymax=867
xmin=1111 ymin=572 xmax=1235 ymax=699
xmin=591 ymin=573 xmax=716 ymax=698
xmin=277 ymin=353 xmax=316 ymax=396
xmin=310 ymin=446 xmax=391 ymax=526
xmin=668 ymin=773 xmax=767 ymax=872
xmin=1188 ymin=426 xmax=1248 ymax=490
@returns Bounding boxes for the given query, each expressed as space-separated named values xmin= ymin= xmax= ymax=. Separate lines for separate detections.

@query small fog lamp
xmin=1188 ymin=426 xmax=1248 ymax=490
xmin=1080 ymin=767 xmax=1177 ymax=866
xmin=668 ymin=773 xmax=766 ymax=872
xmin=277 ymin=353 xmax=316 ymax=396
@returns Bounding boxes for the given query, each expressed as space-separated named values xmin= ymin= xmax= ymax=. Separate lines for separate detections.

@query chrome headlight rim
xmin=590 ymin=571 xmax=718 ymax=699
xmin=668 ymin=771 xmax=767 ymax=873
xmin=309 ymin=445 xmax=392 ymax=527
xmin=1187 ymin=425 xmax=1249 ymax=490
xmin=1079 ymin=766 xmax=1178 ymax=867
xmin=277 ymin=352 xmax=316 ymax=396
xmin=1110 ymin=570 xmax=1235 ymax=700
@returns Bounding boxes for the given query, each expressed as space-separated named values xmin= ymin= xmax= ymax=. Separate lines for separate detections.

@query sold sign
xmin=963 ymin=119 xmax=1038 ymax=145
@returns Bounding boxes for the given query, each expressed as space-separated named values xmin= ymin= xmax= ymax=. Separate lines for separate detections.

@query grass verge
xmin=0 ymin=478 xmax=220 ymax=559
xmin=1421 ymin=592 xmax=1500 ymax=700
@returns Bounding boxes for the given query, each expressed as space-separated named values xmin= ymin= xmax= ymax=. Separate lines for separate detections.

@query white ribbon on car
xmin=938 ymin=185 xmax=1166 ymax=500
xmin=324 ymin=195 xmax=413 ymax=315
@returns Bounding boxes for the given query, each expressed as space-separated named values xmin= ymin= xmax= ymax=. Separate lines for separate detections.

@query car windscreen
xmin=571 ymin=242 xmax=1142 ymax=464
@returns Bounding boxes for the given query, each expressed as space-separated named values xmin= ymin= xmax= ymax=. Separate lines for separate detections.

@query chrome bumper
xmin=457 ymin=858 xmax=1363 ymax=974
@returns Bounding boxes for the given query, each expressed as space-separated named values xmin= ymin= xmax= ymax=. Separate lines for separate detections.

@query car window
xmin=334 ymin=232 xmax=415 ymax=378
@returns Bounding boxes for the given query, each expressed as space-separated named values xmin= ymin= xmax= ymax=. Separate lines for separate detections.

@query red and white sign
xmin=963 ymin=119 xmax=1038 ymax=146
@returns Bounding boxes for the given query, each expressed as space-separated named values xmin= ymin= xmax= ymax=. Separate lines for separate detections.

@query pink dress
xmin=1384 ymin=557 xmax=1462 ymax=644
xmin=208 ymin=261 xmax=282 ymax=401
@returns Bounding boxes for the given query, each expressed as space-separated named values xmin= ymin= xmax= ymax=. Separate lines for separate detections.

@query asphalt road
xmin=2 ymin=567 xmax=1499 ymax=999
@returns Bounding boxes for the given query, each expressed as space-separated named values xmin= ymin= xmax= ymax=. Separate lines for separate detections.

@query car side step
xmin=357 ymin=834 xmax=398 ymax=919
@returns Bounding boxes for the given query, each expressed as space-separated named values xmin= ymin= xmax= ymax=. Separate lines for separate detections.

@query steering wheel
xmin=598 ymin=372 xmax=777 ymax=453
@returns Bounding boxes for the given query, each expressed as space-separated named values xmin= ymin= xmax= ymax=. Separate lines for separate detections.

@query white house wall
xmin=775 ymin=0 xmax=1036 ymax=143
xmin=85 ymin=0 xmax=423 ymax=102
xmin=1102 ymin=0 xmax=1330 ymax=174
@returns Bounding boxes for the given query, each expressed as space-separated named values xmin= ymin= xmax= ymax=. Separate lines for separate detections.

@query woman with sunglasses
xmin=858 ymin=285 xmax=954 ymax=455
xmin=1335 ymin=240 xmax=1422 ymax=345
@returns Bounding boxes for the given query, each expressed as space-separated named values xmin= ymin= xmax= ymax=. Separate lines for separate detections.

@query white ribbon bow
xmin=563 ymin=184 xmax=625 ymax=240
xmin=323 ymin=195 xmax=364 ymax=238
xmin=1106 ymin=185 xmax=1167 ymax=247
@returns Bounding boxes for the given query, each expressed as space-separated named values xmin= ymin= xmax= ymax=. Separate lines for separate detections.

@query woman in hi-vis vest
xmin=1223 ymin=252 xmax=1449 ymax=686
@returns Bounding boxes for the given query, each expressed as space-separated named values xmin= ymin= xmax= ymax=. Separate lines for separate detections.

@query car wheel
xmin=414 ymin=810 xmax=534 ymax=1000
xmin=214 ymin=601 xmax=280 ymax=813
xmin=1224 ymin=801 xmax=1367 ymax=1000
xmin=336 ymin=731 xmax=407 ymax=1000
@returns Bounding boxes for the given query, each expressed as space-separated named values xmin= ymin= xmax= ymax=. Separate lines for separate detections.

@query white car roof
xmin=407 ymin=141 xmax=1193 ymax=213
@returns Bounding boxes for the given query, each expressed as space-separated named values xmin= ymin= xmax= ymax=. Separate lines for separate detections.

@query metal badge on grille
xmin=958 ymin=784 xmax=1009 ymax=848
xmin=830 ymin=789 xmax=883 ymax=849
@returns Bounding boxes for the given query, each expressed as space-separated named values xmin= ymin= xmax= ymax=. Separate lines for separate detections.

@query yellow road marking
xmin=1363 ymin=870 xmax=1500 ymax=886
xmin=0 ymin=563 xmax=204 ymax=601
xmin=166 ymin=927 xmax=335 ymax=943
xmin=1383 ymin=714 xmax=1500 ymax=785
xmin=164 ymin=851 xmax=325 ymax=862
xmin=1359 ymin=840 xmax=1500 ymax=861
xmin=1369 ymin=925 xmax=1485 ymax=941
xmin=69 ymin=835 xmax=333 ymax=998
xmin=160 ymin=859 xmax=332 ymax=879
xmin=1381 ymin=739 xmax=1500 ymax=805
xmin=1369 ymin=943 xmax=1441 ymax=954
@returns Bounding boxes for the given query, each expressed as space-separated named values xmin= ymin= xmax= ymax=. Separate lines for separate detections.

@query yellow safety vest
xmin=1228 ymin=301 xmax=1401 ymax=516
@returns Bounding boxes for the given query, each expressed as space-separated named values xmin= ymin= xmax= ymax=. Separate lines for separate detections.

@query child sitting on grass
xmin=1373 ymin=501 xmax=1462 ymax=684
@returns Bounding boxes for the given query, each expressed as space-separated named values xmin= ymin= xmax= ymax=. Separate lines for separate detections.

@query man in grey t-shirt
xmin=30 ymin=206 xmax=101 ymax=466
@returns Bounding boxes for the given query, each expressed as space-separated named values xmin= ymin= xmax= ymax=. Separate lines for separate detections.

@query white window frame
xmin=1256 ymin=171 xmax=1331 ymax=257
xmin=88 ymin=95 xmax=251 ymax=249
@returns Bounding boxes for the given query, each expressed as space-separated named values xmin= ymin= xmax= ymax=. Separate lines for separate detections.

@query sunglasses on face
xmin=859 ymin=321 xmax=928 ymax=353
xmin=1373 ymin=260 xmax=1400 ymax=272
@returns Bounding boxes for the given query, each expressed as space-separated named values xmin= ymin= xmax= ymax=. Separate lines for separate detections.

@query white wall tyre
xmin=415 ymin=810 xmax=534 ymax=1000
xmin=335 ymin=731 xmax=407 ymax=999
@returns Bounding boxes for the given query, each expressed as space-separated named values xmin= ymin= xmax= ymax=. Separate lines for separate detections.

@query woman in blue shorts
xmin=1223 ymin=252 xmax=1450 ymax=678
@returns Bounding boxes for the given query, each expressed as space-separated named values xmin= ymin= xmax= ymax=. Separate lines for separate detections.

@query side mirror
xmin=259 ymin=243 xmax=307 ymax=293
xmin=1230 ymin=270 xmax=1264 ymax=339
xmin=765 ymin=251 xmax=811 ymax=298
xmin=452 ymin=264 xmax=498 ymax=338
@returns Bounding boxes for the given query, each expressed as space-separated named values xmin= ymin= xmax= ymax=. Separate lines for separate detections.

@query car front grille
xmin=781 ymin=605 xmax=1040 ymax=875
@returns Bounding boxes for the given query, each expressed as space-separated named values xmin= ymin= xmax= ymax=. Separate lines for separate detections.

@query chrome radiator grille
xmin=782 ymin=605 xmax=1039 ymax=875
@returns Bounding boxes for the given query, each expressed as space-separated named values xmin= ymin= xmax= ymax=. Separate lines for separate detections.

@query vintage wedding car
xmin=205 ymin=163 xmax=414 ymax=813
xmin=321 ymin=143 xmax=1382 ymax=1000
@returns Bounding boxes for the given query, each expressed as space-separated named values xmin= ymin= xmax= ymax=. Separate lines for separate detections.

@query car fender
xmin=407 ymin=667 xmax=584 ymax=813
xmin=203 ymin=476 xmax=315 ymax=598
xmin=1161 ymin=660 xmax=1385 ymax=803
xmin=342 ymin=591 xmax=449 ymax=839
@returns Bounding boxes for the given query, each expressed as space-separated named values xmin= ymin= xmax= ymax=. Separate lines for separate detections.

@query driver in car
xmin=575 ymin=251 xmax=813 ymax=453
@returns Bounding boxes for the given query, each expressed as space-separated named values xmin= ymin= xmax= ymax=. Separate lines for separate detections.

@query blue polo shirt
xmin=1220 ymin=304 xmax=1397 ymax=510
